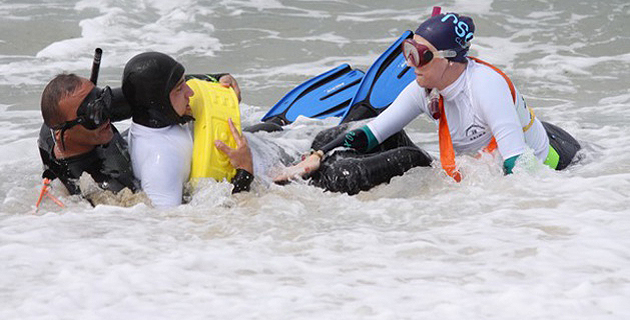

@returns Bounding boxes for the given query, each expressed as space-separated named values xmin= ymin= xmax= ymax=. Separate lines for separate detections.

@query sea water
xmin=1 ymin=0 xmax=629 ymax=319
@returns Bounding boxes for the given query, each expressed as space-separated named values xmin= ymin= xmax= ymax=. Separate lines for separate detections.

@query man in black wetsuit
xmin=37 ymin=73 xmax=139 ymax=196
xmin=289 ymin=123 xmax=434 ymax=195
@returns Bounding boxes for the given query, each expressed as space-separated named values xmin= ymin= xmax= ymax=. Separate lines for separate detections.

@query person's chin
xmin=415 ymin=76 xmax=426 ymax=87
xmin=98 ymin=122 xmax=111 ymax=133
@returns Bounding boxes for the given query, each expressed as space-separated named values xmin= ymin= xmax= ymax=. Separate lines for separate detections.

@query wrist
xmin=231 ymin=168 xmax=254 ymax=194
xmin=210 ymin=73 xmax=229 ymax=82
xmin=237 ymin=163 xmax=253 ymax=175
xmin=310 ymin=149 xmax=324 ymax=160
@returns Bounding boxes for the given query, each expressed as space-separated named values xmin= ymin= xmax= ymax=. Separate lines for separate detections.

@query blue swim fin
xmin=339 ymin=30 xmax=416 ymax=123
xmin=261 ymin=64 xmax=365 ymax=125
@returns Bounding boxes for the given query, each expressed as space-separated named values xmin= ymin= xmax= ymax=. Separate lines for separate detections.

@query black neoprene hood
xmin=122 ymin=52 xmax=189 ymax=128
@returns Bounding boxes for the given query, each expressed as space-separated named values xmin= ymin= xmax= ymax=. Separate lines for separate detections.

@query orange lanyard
xmin=438 ymin=57 xmax=517 ymax=181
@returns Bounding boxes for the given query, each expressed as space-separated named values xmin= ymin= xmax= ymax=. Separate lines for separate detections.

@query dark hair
xmin=41 ymin=73 xmax=83 ymax=126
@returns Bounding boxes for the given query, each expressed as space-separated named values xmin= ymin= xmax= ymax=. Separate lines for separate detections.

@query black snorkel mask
xmin=76 ymin=85 xmax=113 ymax=129
xmin=51 ymin=86 xmax=113 ymax=150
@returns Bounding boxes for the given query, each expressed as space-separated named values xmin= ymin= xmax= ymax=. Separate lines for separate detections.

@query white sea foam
xmin=0 ymin=0 xmax=222 ymax=87
xmin=1 ymin=1 xmax=630 ymax=319
xmin=452 ymin=0 xmax=494 ymax=15
xmin=337 ymin=9 xmax=425 ymax=23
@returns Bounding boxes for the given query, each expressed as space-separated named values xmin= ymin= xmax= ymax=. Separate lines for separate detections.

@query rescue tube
xmin=187 ymin=79 xmax=241 ymax=182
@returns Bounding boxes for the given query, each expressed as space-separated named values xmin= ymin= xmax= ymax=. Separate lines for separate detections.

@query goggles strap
xmin=59 ymin=127 xmax=68 ymax=151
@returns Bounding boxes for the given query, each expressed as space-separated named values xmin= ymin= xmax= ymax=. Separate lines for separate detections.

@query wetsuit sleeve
xmin=366 ymin=81 xmax=425 ymax=144
xmin=315 ymin=82 xmax=425 ymax=154
xmin=317 ymin=126 xmax=379 ymax=153
xmin=231 ymin=169 xmax=254 ymax=193
xmin=503 ymin=155 xmax=518 ymax=174
xmin=472 ymin=68 xmax=526 ymax=162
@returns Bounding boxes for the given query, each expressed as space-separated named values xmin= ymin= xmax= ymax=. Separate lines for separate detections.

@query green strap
xmin=362 ymin=126 xmax=379 ymax=151
xmin=504 ymin=145 xmax=559 ymax=174
xmin=544 ymin=145 xmax=560 ymax=169
xmin=503 ymin=155 xmax=519 ymax=174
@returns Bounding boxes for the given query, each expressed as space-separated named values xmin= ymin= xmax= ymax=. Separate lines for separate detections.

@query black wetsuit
xmin=541 ymin=121 xmax=581 ymax=170
xmin=305 ymin=124 xmax=433 ymax=195
xmin=37 ymin=124 xmax=139 ymax=195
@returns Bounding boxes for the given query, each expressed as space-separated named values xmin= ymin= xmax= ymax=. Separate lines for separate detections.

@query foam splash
xmin=0 ymin=0 xmax=222 ymax=87
xmin=2 ymin=1 xmax=630 ymax=319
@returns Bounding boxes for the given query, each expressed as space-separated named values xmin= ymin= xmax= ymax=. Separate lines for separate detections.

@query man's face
xmin=57 ymin=78 xmax=113 ymax=147
xmin=169 ymin=76 xmax=194 ymax=117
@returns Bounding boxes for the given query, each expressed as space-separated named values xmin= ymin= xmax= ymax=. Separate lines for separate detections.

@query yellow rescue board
xmin=187 ymin=79 xmax=241 ymax=182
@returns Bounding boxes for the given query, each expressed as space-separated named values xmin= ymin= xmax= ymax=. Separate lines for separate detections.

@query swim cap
xmin=415 ymin=12 xmax=475 ymax=63
xmin=122 ymin=52 xmax=192 ymax=128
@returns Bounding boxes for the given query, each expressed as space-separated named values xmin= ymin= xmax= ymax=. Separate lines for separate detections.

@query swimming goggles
xmin=401 ymin=39 xmax=456 ymax=68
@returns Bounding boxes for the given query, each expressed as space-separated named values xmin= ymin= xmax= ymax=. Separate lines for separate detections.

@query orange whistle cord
xmin=437 ymin=96 xmax=462 ymax=182
xmin=35 ymin=178 xmax=65 ymax=212
xmin=436 ymin=57 xmax=519 ymax=181
xmin=469 ymin=57 xmax=517 ymax=156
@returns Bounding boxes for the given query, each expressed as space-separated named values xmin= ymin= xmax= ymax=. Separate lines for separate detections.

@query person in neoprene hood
xmin=123 ymin=51 xmax=253 ymax=208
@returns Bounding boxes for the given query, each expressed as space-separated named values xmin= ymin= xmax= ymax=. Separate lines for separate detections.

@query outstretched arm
xmin=273 ymin=81 xmax=425 ymax=183
xmin=272 ymin=125 xmax=377 ymax=183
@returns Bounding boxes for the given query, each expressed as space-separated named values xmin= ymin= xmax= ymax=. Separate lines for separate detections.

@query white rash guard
xmin=366 ymin=58 xmax=549 ymax=162
xmin=128 ymin=122 xmax=193 ymax=208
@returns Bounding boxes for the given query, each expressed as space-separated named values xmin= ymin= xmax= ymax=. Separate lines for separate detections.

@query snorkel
xmin=427 ymin=6 xmax=442 ymax=120
xmin=90 ymin=48 xmax=102 ymax=85
xmin=78 ymin=48 xmax=112 ymax=130
xmin=431 ymin=5 xmax=441 ymax=17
